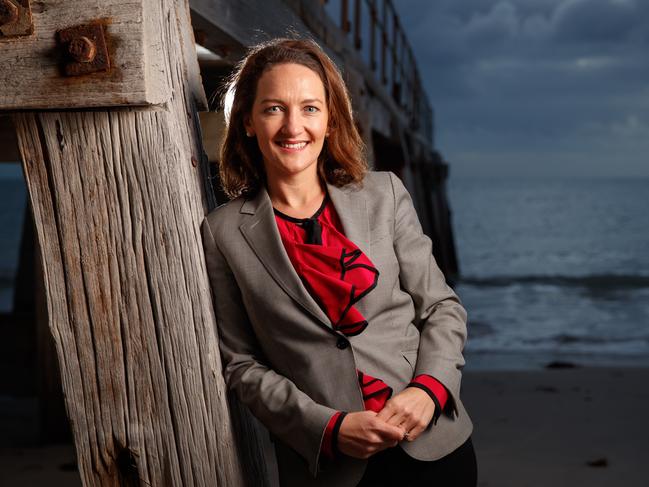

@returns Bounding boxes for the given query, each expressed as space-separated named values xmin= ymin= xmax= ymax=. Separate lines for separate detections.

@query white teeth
xmin=279 ymin=142 xmax=308 ymax=149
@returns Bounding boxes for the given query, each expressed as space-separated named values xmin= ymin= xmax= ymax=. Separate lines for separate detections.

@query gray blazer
xmin=202 ymin=170 xmax=473 ymax=487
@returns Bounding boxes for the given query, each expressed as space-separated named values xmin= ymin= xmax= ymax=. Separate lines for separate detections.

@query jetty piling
xmin=0 ymin=1 xmax=458 ymax=485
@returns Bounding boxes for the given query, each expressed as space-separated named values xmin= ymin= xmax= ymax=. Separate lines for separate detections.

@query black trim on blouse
xmin=272 ymin=193 xmax=329 ymax=223
xmin=331 ymin=411 xmax=347 ymax=458
xmin=273 ymin=194 xmax=329 ymax=245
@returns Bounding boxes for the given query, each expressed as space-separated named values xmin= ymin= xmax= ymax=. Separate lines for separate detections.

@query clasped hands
xmin=337 ymin=387 xmax=436 ymax=459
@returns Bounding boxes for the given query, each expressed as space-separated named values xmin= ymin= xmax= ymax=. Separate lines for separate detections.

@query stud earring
xmin=245 ymin=131 xmax=252 ymax=137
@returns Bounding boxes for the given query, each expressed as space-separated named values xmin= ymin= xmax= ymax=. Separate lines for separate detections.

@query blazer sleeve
xmin=388 ymin=171 xmax=468 ymax=417
xmin=201 ymin=217 xmax=337 ymax=477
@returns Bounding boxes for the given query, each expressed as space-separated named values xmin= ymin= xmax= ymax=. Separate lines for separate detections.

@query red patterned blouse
xmin=273 ymin=193 xmax=449 ymax=461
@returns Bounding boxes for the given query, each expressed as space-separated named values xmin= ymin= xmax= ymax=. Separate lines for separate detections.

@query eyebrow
xmin=259 ymin=98 xmax=324 ymax=104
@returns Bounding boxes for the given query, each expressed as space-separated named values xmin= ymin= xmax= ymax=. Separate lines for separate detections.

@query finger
xmin=393 ymin=414 xmax=422 ymax=442
xmin=386 ymin=414 xmax=408 ymax=430
xmin=373 ymin=433 xmax=400 ymax=453
xmin=404 ymin=420 xmax=428 ymax=442
xmin=374 ymin=438 xmax=399 ymax=454
xmin=377 ymin=397 xmax=408 ymax=424
xmin=382 ymin=404 xmax=414 ymax=429
xmin=375 ymin=402 xmax=396 ymax=422
xmin=362 ymin=434 xmax=392 ymax=458
xmin=404 ymin=431 xmax=419 ymax=442
xmin=376 ymin=420 xmax=406 ymax=441
xmin=374 ymin=410 xmax=400 ymax=428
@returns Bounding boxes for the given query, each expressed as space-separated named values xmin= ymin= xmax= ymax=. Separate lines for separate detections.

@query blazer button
xmin=336 ymin=337 xmax=349 ymax=350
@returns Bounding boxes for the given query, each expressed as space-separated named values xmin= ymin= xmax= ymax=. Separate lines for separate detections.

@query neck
xmin=266 ymin=168 xmax=325 ymax=211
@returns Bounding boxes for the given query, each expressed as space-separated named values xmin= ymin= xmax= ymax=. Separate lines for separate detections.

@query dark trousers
xmin=356 ymin=437 xmax=477 ymax=487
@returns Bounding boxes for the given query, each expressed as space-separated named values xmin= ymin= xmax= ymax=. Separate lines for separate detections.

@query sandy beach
xmin=1 ymin=365 xmax=647 ymax=486
xmin=462 ymin=366 xmax=649 ymax=487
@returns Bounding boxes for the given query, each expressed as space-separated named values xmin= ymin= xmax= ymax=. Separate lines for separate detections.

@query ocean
xmin=2 ymin=170 xmax=648 ymax=369
xmin=0 ymin=166 xmax=27 ymax=313
xmin=448 ymin=177 xmax=649 ymax=369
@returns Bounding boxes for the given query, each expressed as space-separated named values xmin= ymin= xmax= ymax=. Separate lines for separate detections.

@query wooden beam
xmin=189 ymin=0 xmax=310 ymax=49
xmin=12 ymin=0 xmax=265 ymax=485
xmin=391 ymin=10 xmax=398 ymax=98
xmin=381 ymin=0 xmax=387 ymax=84
xmin=0 ymin=0 xmax=181 ymax=110
xmin=369 ymin=0 xmax=377 ymax=71
xmin=353 ymin=0 xmax=362 ymax=50
xmin=341 ymin=0 xmax=350 ymax=33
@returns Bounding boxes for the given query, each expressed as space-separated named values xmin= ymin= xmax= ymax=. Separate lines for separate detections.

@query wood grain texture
xmin=13 ymin=1 xmax=265 ymax=485
xmin=0 ymin=0 xmax=172 ymax=110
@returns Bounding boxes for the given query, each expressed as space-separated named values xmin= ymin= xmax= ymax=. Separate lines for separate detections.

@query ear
xmin=243 ymin=115 xmax=255 ymax=137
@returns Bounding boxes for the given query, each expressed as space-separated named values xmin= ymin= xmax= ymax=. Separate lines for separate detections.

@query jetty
xmin=0 ymin=1 xmax=458 ymax=485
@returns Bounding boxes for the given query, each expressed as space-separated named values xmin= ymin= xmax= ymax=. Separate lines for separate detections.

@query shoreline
xmin=464 ymin=349 xmax=649 ymax=371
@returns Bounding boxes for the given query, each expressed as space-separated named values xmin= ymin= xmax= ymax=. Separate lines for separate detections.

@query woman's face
xmin=245 ymin=62 xmax=329 ymax=183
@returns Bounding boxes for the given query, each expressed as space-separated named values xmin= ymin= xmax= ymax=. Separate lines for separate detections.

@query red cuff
xmin=410 ymin=374 xmax=449 ymax=411
xmin=321 ymin=411 xmax=343 ymax=460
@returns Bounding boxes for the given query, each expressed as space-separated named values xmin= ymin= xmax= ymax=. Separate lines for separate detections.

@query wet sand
xmin=1 ymin=366 xmax=647 ymax=486
xmin=462 ymin=366 xmax=649 ymax=487
xmin=0 ymin=443 xmax=80 ymax=487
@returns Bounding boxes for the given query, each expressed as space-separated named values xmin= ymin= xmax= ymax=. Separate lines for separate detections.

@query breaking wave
xmin=460 ymin=274 xmax=649 ymax=289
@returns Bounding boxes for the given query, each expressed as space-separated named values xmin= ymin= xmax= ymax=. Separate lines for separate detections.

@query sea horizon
xmin=2 ymin=171 xmax=648 ymax=370
xmin=449 ymin=177 xmax=649 ymax=370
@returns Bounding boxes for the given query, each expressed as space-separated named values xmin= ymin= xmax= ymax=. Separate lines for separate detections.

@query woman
xmin=202 ymin=38 xmax=476 ymax=487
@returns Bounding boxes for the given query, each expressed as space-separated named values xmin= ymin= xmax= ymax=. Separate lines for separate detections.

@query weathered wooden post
xmin=1 ymin=1 xmax=267 ymax=485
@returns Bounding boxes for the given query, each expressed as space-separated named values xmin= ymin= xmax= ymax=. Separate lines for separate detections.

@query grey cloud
xmin=552 ymin=0 xmax=648 ymax=43
xmin=393 ymin=0 xmax=649 ymax=178
xmin=521 ymin=13 xmax=553 ymax=40
xmin=464 ymin=2 xmax=519 ymax=44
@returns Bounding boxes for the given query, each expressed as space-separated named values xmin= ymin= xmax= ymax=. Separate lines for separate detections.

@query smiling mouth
xmin=276 ymin=141 xmax=309 ymax=150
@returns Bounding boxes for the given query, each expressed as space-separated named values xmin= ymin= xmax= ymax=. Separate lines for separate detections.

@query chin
xmin=270 ymin=155 xmax=319 ymax=174
xmin=285 ymin=163 xmax=317 ymax=175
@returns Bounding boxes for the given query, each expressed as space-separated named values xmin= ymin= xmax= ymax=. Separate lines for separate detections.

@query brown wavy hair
xmin=219 ymin=37 xmax=367 ymax=199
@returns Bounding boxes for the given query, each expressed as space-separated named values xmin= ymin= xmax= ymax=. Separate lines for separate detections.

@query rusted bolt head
xmin=68 ymin=36 xmax=97 ymax=63
xmin=0 ymin=0 xmax=19 ymax=26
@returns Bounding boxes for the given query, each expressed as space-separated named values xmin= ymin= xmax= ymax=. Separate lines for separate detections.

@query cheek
xmin=254 ymin=126 xmax=277 ymax=149
xmin=310 ymin=121 xmax=328 ymax=140
xmin=257 ymin=138 xmax=276 ymax=158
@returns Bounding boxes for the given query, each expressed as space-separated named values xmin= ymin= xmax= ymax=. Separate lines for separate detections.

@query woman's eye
xmin=265 ymin=106 xmax=283 ymax=113
xmin=304 ymin=106 xmax=319 ymax=113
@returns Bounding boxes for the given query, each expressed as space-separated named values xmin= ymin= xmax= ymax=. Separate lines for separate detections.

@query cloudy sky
xmin=393 ymin=0 xmax=649 ymax=179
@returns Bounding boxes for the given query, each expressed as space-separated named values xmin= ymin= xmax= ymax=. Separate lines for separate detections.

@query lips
xmin=276 ymin=140 xmax=309 ymax=150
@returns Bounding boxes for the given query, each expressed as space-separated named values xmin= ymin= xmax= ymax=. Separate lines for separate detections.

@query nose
xmin=281 ymin=108 xmax=303 ymax=137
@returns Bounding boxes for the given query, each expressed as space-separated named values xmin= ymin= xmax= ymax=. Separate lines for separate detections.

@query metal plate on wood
xmin=0 ymin=0 xmax=33 ymax=38
xmin=57 ymin=22 xmax=110 ymax=76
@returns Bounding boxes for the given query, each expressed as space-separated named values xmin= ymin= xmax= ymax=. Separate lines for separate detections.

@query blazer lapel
xmin=238 ymin=180 xmax=370 ymax=332
xmin=325 ymin=179 xmax=371 ymax=260
xmin=239 ymin=186 xmax=333 ymax=330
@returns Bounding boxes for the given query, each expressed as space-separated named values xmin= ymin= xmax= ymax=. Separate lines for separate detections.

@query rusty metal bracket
xmin=57 ymin=22 xmax=110 ymax=76
xmin=0 ymin=0 xmax=33 ymax=38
